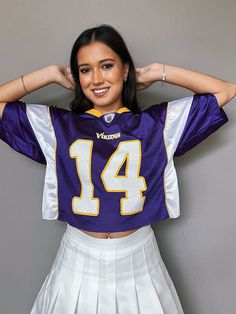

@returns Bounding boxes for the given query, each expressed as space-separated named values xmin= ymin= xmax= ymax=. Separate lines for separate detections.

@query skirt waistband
xmin=64 ymin=224 xmax=154 ymax=251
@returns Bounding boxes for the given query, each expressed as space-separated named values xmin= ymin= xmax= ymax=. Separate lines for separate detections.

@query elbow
xmin=214 ymin=82 xmax=236 ymax=108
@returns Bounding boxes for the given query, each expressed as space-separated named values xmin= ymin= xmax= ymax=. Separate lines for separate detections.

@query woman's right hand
xmin=53 ymin=65 xmax=76 ymax=90
xmin=0 ymin=65 xmax=76 ymax=111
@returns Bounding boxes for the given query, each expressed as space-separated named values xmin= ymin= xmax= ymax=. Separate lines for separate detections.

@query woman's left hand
xmin=135 ymin=63 xmax=159 ymax=91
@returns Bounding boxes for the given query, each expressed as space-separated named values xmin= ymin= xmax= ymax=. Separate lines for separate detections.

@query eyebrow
xmin=78 ymin=58 xmax=115 ymax=68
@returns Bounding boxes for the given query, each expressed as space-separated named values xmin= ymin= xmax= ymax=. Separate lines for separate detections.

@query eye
xmin=102 ymin=63 xmax=114 ymax=70
xmin=79 ymin=68 xmax=90 ymax=74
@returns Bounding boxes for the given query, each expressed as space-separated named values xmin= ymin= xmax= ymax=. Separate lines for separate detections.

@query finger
xmin=69 ymin=75 xmax=76 ymax=85
xmin=68 ymin=72 xmax=74 ymax=80
xmin=64 ymin=65 xmax=71 ymax=76
xmin=67 ymin=66 xmax=72 ymax=74
xmin=69 ymin=77 xmax=76 ymax=88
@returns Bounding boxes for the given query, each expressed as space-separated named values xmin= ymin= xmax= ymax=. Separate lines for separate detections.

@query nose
xmin=91 ymin=68 xmax=104 ymax=85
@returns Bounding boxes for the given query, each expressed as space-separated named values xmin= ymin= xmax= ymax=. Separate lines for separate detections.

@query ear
xmin=124 ymin=62 xmax=130 ymax=76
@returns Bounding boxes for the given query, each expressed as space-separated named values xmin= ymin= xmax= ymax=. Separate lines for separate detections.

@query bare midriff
xmin=78 ymin=227 xmax=141 ymax=239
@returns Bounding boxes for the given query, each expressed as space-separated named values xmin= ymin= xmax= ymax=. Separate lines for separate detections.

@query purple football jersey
xmin=0 ymin=93 xmax=228 ymax=232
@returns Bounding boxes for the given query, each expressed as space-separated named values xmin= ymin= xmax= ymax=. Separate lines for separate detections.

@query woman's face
xmin=77 ymin=41 xmax=129 ymax=113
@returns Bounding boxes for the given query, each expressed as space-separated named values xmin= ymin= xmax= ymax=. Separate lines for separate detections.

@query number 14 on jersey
xmin=69 ymin=139 xmax=147 ymax=216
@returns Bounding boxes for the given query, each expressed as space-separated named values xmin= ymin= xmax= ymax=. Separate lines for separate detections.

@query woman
xmin=0 ymin=24 xmax=235 ymax=314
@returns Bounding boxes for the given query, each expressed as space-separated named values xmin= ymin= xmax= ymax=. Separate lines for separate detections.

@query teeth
xmin=94 ymin=88 xmax=108 ymax=94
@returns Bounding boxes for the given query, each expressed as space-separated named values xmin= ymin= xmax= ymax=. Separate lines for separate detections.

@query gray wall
xmin=0 ymin=0 xmax=235 ymax=313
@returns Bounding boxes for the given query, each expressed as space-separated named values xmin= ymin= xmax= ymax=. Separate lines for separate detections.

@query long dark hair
xmin=69 ymin=24 xmax=140 ymax=114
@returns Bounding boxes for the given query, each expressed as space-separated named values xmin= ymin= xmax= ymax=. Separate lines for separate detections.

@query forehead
xmin=77 ymin=41 xmax=121 ymax=65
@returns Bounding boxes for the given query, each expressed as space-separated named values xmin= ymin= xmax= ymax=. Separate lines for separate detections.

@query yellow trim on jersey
xmin=116 ymin=107 xmax=130 ymax=114
xmin=85 ymin=106 xmax=130 ymax=117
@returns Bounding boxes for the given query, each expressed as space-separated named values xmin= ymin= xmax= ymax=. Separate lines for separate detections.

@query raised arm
xmin=135 ymin=63 xmax=236 ymax=108
xmin=0 ymin=65 xmax=75 ymax=118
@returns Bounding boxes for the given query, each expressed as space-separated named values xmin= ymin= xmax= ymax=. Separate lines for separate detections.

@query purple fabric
xmin=174 ymin=93 xmax=228 ymax=156
xmin=0 ymin=101 xmax=46 ymax=164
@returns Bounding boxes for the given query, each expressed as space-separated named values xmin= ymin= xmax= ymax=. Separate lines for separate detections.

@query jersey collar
xmin=85 ymin=106 xmax=130 ymax=117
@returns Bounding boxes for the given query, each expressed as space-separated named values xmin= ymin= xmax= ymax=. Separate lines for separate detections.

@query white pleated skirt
xmin=30 ymin=223 xmax=184 ymax=314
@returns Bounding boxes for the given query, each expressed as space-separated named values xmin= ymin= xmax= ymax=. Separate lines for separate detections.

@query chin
xmin=93 ymin=99 xmax=116 ymax=108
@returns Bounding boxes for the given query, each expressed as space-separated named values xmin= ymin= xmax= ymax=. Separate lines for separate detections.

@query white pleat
xmin=130 ymin=240 xmax=164 ymax=313
xmin=75 ymin=248 xmax=100 ymax=313
xmin=150 ymin=237 xmax=184 ymax=313
xmin=96 ymin=249 xmax=117 ymax=314
xmin=30 ymin=226 xmax=184 ymax=314
xmin=30 ymin=238 xmax=67 ymax=314
xmin=115 ymin=245 xmax=140 ymax=313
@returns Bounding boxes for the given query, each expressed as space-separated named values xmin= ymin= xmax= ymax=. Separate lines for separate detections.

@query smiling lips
xmin=92 ymin=87 xmax=110 ymax=97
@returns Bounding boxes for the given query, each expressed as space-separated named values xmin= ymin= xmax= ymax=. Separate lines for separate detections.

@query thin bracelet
xmin=21 ymin=75 xmax=30 ymax=94
xmin=161 ymin=64 xmax=167 ymax=86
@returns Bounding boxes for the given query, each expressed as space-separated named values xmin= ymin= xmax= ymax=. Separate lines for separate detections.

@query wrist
xmin=150 ymin=63 xmax=164 ymax=82
xmin=46 ymin=65 xmax=61 ymax=84
xmin=21 ymin=66 xmax=57 ymax=95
